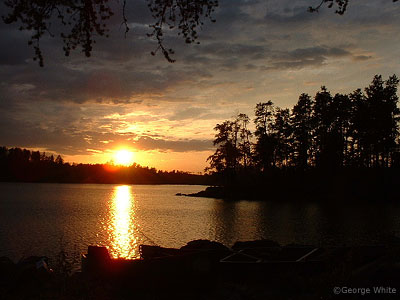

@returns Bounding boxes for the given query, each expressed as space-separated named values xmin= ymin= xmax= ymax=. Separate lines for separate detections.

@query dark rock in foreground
xmin=2 ymin=239 xmax=400 ymax=299
xmin=79 ymin=239 xmax=400 ymax=299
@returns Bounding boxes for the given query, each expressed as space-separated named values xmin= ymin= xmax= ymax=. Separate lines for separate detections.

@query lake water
xmin=1 ymin=182 xmax=400 ymax=264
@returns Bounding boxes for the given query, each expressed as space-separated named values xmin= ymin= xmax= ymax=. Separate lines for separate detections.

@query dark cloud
xmin=0 ymin=29 xmax=31 ymax=66
xmin=0 ymin=0 xmax=399 ymax=167
xmin=201 ymin=43 xmax=267 ymax=59
xmin=0 ymin=99 xmax=139 ymax=155
xmin=331 ymin=0 xmax=400 ymax=26
xmin=179 ymin=41 xmax=269 ymax=71
xmin=287 ymin=46 xmax=351 ymax=59
xmin=261 ymin=45 xmax=356 ymax=70
xmin=262 ymin=4 xmax=317 ymax=26
xmin=353 ymin=55 xmax=373 ymax=61
xmin=0 ymin=97 xmax=213 ymax=155
xmin=0 ymin=114 xmax=90 ymax=155
xmin=0 ymin=60 xmax=214 ymax=104
xmin=196 ymin=0 xmax=255 ymax=41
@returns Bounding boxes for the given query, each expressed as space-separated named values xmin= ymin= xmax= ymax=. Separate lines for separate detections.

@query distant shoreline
xmin=0 ymin=146 xmax=213 ymax=186
xmin=0 ymin=181 xmax=210 ymax=186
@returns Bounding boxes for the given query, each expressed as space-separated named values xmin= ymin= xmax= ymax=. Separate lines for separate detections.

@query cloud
xmin=0 ymin=60 xmax=214 ymax=104
xmin=0 ymin=30 xmax=31 ymax=66
xmin=353 ymin=55 xmax=373 ymax=61
xmin=0 ymin=0 xmax=399 ymax=172
xmin=0 ymin=115 xmax=90 ymax=155
xmin=168 ymin=107 xmax=209 ymax=121
xmin=260 ymin=45 xmax=360 ymax=70
xmin=0 ymin=98 xmax=214 ymax=156
xmin=133 ymin=136 xmax=213 ymax=152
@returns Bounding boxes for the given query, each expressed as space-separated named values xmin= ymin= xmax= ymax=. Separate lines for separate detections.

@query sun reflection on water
xmin=108 ymin=185 xmax=138 ymax=259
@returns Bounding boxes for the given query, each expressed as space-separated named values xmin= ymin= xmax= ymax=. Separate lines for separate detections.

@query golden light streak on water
xmin=108 ymin=185 xmax=138 ymax=258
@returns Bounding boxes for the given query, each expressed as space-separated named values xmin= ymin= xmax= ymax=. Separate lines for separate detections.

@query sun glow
xmin=114 ymin=149 xmax=135 ymax=166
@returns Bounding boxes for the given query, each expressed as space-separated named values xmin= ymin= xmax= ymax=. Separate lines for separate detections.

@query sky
xmin=0 ymin=0 xmax=399 ymax=173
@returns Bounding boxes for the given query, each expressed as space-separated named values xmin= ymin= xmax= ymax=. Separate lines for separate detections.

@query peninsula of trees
xmin=202 ymin=75 xmax=400 ymax=201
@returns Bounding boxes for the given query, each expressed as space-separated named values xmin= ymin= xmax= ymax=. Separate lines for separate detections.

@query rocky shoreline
xmin=1 ymin=239 xmax=400 ymax=299
xmin=176 ymin=168 xmax=400 ymax=202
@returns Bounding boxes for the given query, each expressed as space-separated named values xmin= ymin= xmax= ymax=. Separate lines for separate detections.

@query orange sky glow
xmin=1 ymin=1 xmax=399 ymax=173
xmin=62 ymin=149 xmax=212 ymax=173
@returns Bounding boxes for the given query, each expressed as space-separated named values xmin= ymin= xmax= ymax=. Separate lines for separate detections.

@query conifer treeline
xmin=0 ymin=147 xmax=209 ymax=184
xmin=206 ymin=75 xmax=400 ymax=178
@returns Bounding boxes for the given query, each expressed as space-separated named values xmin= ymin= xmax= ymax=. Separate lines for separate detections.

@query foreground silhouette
xmin=2 ymin=0 xmax=219 ymax=65
xmin=1 ymin=239 xmax=399 ymax=299
xmin=3 ymin=1 xmax=398 ymax=66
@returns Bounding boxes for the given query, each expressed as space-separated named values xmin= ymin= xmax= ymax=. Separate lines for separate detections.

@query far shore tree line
xmin=0 ymin=147 xmax=209 ymax=185
xmin=206 ymin=75 xmax=400 ymax=183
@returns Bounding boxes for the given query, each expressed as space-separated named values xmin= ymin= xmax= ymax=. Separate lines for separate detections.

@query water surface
xmin=0 ymin=182 xmax=399 ymax=263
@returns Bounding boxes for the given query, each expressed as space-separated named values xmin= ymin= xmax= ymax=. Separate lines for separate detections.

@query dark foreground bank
xmin=1 ymin=239 xmax=400 ymax=299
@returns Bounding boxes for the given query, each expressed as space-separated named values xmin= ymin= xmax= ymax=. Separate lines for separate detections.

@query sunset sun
xmin=114 ymin=150 xmax=135 ymax=166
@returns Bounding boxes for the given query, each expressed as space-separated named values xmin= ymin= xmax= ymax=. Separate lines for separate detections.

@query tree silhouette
xmin=206 ymin=113 xmax=253 ymax=182
xmin=0 ymin=146 xmax=208 ymax=184
xmin=363 ymin=75 xmax=399 ymax=167
xmin=331 ymin=93 xmax=352 ymax=167
xmin=3 ymin=0 xmax=398 ymax=66
xmin=253 ymin=101 xmax=276 ymax=171
xmin=346 ymin=88 xmax=363 ymax=166
xmin=206 ymin=120 xmax=238 ymax=180
xmin=147 ymin=0 xmax=218 ymax=62
xmin=2 ymin=0 xmax=218 ymax=66
xmin=309 ymin=0 xmax=398 ymax=15
xmin=271 ymin=108 xmax=292 ymax=168
xmin=206 ymin=74 xmax=399 ymax=181
xmin=292 ymin=94 xmax=313 ymax=169
xmin=312 ymin=87 xmax=336 ymax=168
xmin=236 ymin=113 xmax=252 ymax=170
